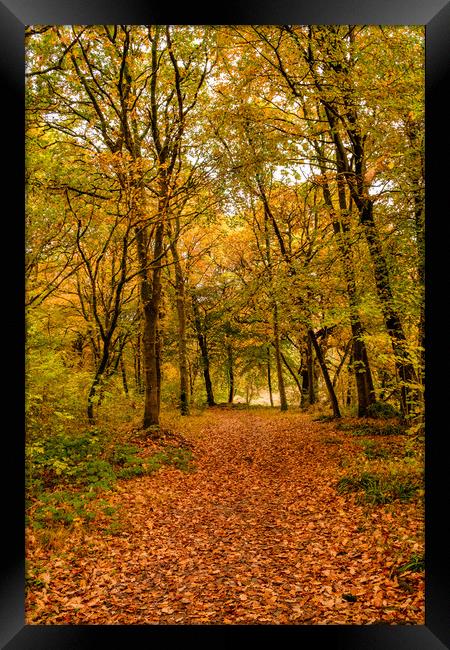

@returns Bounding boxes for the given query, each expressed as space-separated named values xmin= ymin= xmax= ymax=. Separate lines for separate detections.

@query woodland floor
xmin=26 ymin=408 xmax=424 ymax=625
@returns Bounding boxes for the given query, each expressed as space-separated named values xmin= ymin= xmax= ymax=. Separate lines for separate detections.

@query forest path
xmin=27 ymin=408 xmax=423 ymax=625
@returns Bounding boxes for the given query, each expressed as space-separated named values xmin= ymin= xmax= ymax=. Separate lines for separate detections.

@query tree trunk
xmin=226 ymin=342 xmax=235 ymax=404
xmin=345 ymin=347 xmax=354 ymax=407
xmin=134 ymin=331 xmax=143 ymax=393
xmin=280 ymin=349 xmax=302 ymax=404
xmin=319 ymin=157 xmax=376 ymax=416
xmin=359 ymin=199 xmax=418 ymax=417
xmin=188 ymin=359 xmax=196 ymax=401
xmin=320 ymin=82 xmax=418 ymax=419
xmin=192 ymin=293 xmax=215 ymax=406
xmin=87 ymin=346 xmax=110 ymax=423
xmin=136 ymin=215 xmax=164 ymax=429
xmin=267 ymin=346 xmax=274 ymax=407
xmin=170 ymin=239 xmax=190 ymax=415
xmin=87 ymin=376 xmax=100 ymax=424
xmin=156 ymin=321 xmax=162 ymax=416
xmin=141 ymin=304 xmax=160 ymax=428
xmin=300 ymin=363 xmax=309 ymax=408
xmin=306 ymin=332 xmax=316 ymax=405
xmin=308 ymin=328 xmax=341 ymax=418
xmin=120 ymin=357 xmax=129 ymax=395
xmin=273 ymin=304 xmax=288 ymax=411
xmin=87 ymin=379 xmax=99 ymax=424
xmin=261 ymin=196 xmax=287 ymax=412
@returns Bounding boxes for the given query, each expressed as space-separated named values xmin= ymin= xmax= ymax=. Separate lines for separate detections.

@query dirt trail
xmin=27 ymin=409 xmax=424 ymax=625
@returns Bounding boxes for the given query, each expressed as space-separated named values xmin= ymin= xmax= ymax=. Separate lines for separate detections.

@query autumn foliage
xmin=25 ymin=25 xmax=424 ymax=626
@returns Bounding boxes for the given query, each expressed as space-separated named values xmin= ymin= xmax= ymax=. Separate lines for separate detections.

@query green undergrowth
xmin=365 ymin=401 xmax=401 ymax=419
xmin=336 ymin=421 xmax=406 ymax=437
xmin=358 ymin=439 xmax=391 ymax=460
xmin=396 ymin=553 xmax=425 ymax=574
xmin=336 ymin=469 xmax=422 ymax=505
xmin=26 ymin=427 xmax=194 ymax=532
xmin=333 ymin=414 xmax=424 ymax=508
xmin=313 ymin=414 xmax=336 ymax=422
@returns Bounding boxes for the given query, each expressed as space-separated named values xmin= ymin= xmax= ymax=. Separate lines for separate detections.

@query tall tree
xmin=303 ymin=25 xmax=419 ymax=418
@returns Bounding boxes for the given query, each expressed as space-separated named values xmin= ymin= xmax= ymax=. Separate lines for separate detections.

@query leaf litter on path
xmin=26 ymin=409 xmax=424 ymax=625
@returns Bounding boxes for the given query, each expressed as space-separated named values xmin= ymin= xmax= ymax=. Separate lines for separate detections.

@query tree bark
xmin=134 ymin=331 xmax=143 ymax=393
xmin=267 ymin=346 xmax=274 ymax=407
xmin=280 ymin=349 xmax=302 ymax=403
xmin=192 ymin=293 xmax=216 ymax=406
xmin=273 ymin=304 xmax=288 ymax=411
xmin=136 ymin=214 xmax=164 ymax=429
xmin=319 ymin=168 xmax=376 ymax=416
xmin=306 ymin=334 xmax=316 ymax=406
xmin=308 ymin=328 xmax=341 ymax=418
xmin=359 ymin=199 xmax=418 ymax=417
xmin=87 ymin=345 xmax=110 ymax=423
xmin=226 ymin=342 xmax=235 ymax=404
xmin=120 ymin=357 xmax=129 ymax=395
xmin=300 ymin=363 xmax=309 ymax=408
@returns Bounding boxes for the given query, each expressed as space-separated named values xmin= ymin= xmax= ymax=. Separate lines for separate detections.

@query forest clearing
xmin=25 ymin=25 xmax=424 ymax=626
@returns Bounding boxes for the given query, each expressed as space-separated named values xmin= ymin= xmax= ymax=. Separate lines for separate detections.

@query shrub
xmin=313 ymin=415 xmax=335 ymax=422
xmin=31 ymin=490 xmax=98 ymax=528
xmin=26 ymin=430 xmax=105 ymax=492
xmin=26 ymin=425 xmax=195 ymax=533
xmin=359 ymin=440 xmax=390 ymax=460
xmin=336 ymin=422 xmax=355 ymax=431
xmin=351 ymin=423 xmax=405 ymax=437
xmin=110 ymin=443 xmax=140 ymax=466
xmin=77 ymin=459 xmax=116 ymax=489
xmin=160 ymin=446 xmax=194 ymax=472
xmin=366 ymin=401 xmax=401 ymax=419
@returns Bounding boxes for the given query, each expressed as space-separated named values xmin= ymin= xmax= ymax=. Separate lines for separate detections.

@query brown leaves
xmin=26 ymin=409 xmax=424 ymax=625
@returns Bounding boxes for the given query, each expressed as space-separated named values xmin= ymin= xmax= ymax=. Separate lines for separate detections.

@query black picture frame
xmin=2 ymin=1 xmax=449 ymax=648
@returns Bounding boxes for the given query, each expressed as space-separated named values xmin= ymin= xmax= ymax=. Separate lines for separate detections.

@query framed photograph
xmin=2 ymin=0 xmax=449 ymax=648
